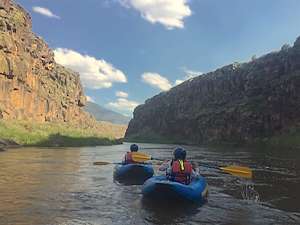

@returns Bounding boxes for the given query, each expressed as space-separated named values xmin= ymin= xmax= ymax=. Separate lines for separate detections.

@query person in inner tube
xmin=159 ymin=147 xmax=198 ymax=185
xmin=123 ymin=144 xmax=139 ymax=164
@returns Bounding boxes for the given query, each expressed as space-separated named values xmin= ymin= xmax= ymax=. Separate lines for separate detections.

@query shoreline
xmin=125 ymin=130 xmax=300 ymax=151
xmin=0 ymin=139 xmax=20 ymax=151
xmin=0 ymin=120 xmax=125 ymax=149
xmin=0 ymin=138 xmax=124 ymax=150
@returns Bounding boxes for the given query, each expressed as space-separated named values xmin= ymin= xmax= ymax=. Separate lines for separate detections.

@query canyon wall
xmin=126 ymin=37 xmax=300 ymax=145
xmin=0 ymin=0 xmax=89 ymax=124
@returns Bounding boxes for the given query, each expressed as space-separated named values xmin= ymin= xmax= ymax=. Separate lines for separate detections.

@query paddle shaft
xmin=150 ymin=157 xmax=165 ymax=161
xmin=199 ymin=163 xmax=221 ymax=170
xmin=94 ymin=152 xmax=252 ymax=178
xmin=93 ymin=162 xmax=121 ymax=165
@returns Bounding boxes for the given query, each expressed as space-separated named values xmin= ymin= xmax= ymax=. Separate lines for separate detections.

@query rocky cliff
xmin=0 ymin=0 xmax=89 ymax=123
xmin=126 ymin=37 xmax=300 ymax=145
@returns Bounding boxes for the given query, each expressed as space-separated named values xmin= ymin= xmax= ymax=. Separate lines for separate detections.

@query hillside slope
xmin=85 ymin=102 xmax=130 ymax=125
xmin=126 ymin=37 xmax=300 ymax=146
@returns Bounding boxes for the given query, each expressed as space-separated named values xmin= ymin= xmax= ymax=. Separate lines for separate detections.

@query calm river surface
xmin=0 ymin=143 xmax=299 ymax=225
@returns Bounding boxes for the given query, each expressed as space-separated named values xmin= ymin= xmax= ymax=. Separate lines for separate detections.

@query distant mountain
xmin=84 ymin=102 xmax=130 ymax=125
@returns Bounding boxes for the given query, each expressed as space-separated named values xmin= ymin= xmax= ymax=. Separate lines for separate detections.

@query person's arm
xmin=122 ymin=153 xmax=127 ymax=164
xmin=191 ymin=162 xmax=199 ymax=177
xmin=159 ymin=160 xmax=170 ymax=171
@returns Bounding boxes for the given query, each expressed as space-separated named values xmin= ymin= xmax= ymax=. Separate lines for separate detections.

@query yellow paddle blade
xmin=220 ymin=166 xmax=253 ymax=179
xmin=93 ymin=161 xmax=111 ymax=166
xmin=131 ymin=152 xmax=152 ymax=163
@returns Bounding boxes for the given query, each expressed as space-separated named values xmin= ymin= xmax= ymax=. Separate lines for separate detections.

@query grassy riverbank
xmin=0 ymin=120 xmax=126 ymax=147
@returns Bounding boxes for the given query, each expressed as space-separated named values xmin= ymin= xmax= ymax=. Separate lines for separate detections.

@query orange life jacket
xmin=170 ymin=160 xmax=193 ymax=184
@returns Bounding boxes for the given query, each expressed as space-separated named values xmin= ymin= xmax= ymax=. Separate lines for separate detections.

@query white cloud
xmin=86 ymin=96 xmax=96 ymax=103
xmin=122 ymin=113 xmax=132 ymax=118
xmin=141 ymin=69 xmax=202 ymax=90
xmin=54 ymin=48 xmax=127 ymax=89
xmin=175 ymin=69 xmax=203 ymax=85
xmin=185 ymin=69 xmax=203 ymax=77
xmin=142 ymin=72 xmax=172 ymax=91
xmin=108 ymin=98 xmax=139 ymax=112
xmin=32 ymin=6 xmax=60 ymax=19
xmin=175 ymin=79 xmax=184 ymax=85
xmin=119 ymin=0 xmax=192 ymax=29
xmin=116 ymin=91 xmax=129 ymax=98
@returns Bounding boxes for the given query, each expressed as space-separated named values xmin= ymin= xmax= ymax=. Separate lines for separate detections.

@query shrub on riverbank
xmin=0 ymin=120 xmax=126 ymax=147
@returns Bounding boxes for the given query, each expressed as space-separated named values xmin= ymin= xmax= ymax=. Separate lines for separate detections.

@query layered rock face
xmin=0 ymin=0 xmax=87 ymax=123
xmin=126 ymin=37 xmax=300 ymax=144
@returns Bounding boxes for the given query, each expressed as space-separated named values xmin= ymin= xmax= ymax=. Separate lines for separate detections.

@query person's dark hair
xmin=181 ymin=149 xmax=186 ymax=160
xmin=173 ymin=147 xmax=186 ymax=160
xmin=130 ymin=144 xmax=139 ymax=152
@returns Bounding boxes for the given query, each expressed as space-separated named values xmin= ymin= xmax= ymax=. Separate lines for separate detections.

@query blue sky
xmin=17 ymin=0 xmax=300 ymax=116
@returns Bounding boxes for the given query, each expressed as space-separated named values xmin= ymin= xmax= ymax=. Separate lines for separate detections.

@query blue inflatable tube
xmin=114 ymin=163 xmax=154 ymax=185
xmin=142 ymin=176 xmax=208 ymax=204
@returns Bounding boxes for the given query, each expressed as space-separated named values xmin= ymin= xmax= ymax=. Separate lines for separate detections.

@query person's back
xmin=123 ymin=144 xmax=139 ymax=164
xmin=161 ymin=147 xmax=194 ymax=185
xmin=169 ymin=159 xmax=193 ymax=184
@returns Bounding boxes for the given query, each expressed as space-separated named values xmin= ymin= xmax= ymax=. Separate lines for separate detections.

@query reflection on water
xmin=0 ymin=143 xmax=299 ymax=225
xmin=241 ymin=183 xmax=260 ymax=202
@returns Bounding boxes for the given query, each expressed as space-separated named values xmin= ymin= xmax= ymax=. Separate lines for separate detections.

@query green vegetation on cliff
xmin=0 ymin=120 xmax=125 ymax=147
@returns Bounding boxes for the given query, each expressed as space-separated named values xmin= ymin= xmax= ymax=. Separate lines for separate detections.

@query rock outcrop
xmin=0 ymin=138 xmax=18 ymax=149
xmin=126 ymin=37 xmax=300 ymax=145
xmin=0 ymin=0 xmax=88 ymax=123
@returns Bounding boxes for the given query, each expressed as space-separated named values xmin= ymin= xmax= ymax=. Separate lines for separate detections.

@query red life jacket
xmin=124 ymin=152 xmax=135 ymax=164
xmin=170 ymin=160 xmax=193 ymax=184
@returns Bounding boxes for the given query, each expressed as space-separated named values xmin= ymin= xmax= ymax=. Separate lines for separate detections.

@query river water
xmin=0 ymin=143 xmax=299 ymax=225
